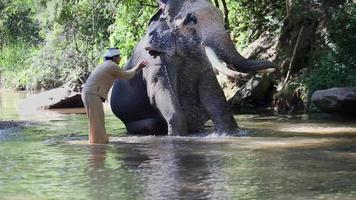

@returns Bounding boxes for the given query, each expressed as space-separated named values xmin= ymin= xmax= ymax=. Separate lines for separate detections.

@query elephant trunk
xmin=203 ymin=33 xmax=275 ymax=73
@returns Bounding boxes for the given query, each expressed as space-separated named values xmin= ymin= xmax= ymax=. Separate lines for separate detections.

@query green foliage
xmin=304 ymin=2 xmax=356 ymax=95
xmin=0 ymin=43 xmax=36 ymax=89
xmin=26 ymin=0 xmax=157 ymax=89
xmin=1 ymin=0 xmax=286 ymax=89
xmin=36 ymin=0 xmax=118 ymax=83
xmin=0 ymin=0 xmax=354 ymax=95
xmin=275 ymin=80 xmax=309 ymax=114
xmin=109 ymin=1 xmax=156 ymax=61
xmin=1 ymin=0 xmax=121 ymax=89
xmin=0 ymin=0 xmax=42 ymax=47
xmin=280 ymin=81 xmax=308 ymax=103
xmin=227 ymin=0 xmax=285 ymax=48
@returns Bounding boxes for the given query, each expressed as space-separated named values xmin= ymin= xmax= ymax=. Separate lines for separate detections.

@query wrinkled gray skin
xmin=111 ymin=0 xmax=274 ymax=135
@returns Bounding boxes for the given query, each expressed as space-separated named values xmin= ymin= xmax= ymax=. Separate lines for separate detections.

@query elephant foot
xmin=126 ymin=118 xmax=167 ymax=135
xmin=168 ymin=122 xmax=188 ymax=136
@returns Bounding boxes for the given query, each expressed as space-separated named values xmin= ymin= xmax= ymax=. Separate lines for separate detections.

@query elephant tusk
xmin=204 ymin=46 xmax=249 ymax=79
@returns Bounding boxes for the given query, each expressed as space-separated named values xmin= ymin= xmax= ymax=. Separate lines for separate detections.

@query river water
xmin=1 ymin=90 xmax=356 ymax=200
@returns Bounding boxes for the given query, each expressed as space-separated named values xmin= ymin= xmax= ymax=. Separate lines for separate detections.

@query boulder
xmin=20 ymin=82 xmax=84 ymax=110
xmin=311 ymin=87 xmax=356 ymax=114
xmin=229 ymin=75 xmax=274 ymax=113
xmin=216 ymin=73 xmax=241 ymax=100
xmin=242 ymin=31 xmax=278 ymax=62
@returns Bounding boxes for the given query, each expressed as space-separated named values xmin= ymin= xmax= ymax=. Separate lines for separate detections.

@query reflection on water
xmin=0 ymin=90 xmax=27 ymax=120
xmin=1 ymin=91 xmax=356 ymax=200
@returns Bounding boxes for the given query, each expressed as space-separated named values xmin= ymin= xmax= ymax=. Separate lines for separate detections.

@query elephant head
xmin=146 ymin=0 xmax=275 ymax=77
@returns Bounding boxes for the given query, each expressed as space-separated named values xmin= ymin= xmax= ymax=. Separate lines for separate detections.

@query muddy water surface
xmin=1 ymin=90 xmax=356 ymax=200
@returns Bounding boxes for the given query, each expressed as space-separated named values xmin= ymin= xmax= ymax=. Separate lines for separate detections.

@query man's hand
xmin=137 ymin=60 xmax=148 ymax=70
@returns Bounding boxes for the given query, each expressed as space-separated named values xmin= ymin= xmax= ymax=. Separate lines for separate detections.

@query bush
xmin=109 ymin=1 xmax=156 ymax=61
xmin=227 ymin=0 xmax=285 ymax=49
xmin=0 ymin=43 xmax=36 ymax=89
xmin=305 ymin=2 xmax=356 ymax=94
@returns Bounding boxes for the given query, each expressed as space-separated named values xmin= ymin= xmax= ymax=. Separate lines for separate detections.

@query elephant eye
xmin=183 ymin=13 xmax=197 ymax=26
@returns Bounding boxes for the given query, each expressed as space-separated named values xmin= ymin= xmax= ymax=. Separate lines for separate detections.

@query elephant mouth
xmin=145 ymin=47 xmax=162 ymax=57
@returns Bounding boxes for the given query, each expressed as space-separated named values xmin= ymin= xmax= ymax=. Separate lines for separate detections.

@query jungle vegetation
xmin=0 ymin=0 xmax=355 ymax=113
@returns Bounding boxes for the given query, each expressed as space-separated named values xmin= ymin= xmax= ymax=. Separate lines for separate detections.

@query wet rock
xmin=242 ymin=31 xmax=278 ymax=62
xmin=216 ymin=73 xmax=241 ymax=100
xmin=21 ymin=82 xmax=84 ymax=109
xmin=311 ymin=87 xmax=356 ymax=114
xmin=229 ymin=75 xmax=274 ymax=113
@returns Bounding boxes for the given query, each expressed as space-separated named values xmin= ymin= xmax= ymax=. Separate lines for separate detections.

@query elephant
xmin=110 ymin=0 xmax=274 ymax=136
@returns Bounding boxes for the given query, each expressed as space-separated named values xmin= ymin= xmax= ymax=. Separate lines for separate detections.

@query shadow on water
xmin=1 ymin=90 xmax=356 ymax=200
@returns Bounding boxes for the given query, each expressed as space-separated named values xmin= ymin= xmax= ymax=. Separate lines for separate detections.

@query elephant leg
xmin=198 ymin=69 xmax=238 ymax=134
xmin=145 ymin=64 xmax=187 ymax=136
xmin=179 ymin=96 xmax=209 ymax=133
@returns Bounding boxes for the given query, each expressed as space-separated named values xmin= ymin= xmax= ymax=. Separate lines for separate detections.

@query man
xmin=82 ymin=48 xmax=148 ymax=144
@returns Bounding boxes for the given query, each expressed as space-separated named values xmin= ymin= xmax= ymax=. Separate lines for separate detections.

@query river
xmin=1 ymin=90 xmax=356 ymax=200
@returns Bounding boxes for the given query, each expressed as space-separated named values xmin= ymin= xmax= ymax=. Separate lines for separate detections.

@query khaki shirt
xmin=83 ymin=60 xmax=136 ymax=100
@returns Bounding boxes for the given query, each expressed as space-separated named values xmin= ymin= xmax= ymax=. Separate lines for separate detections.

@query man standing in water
xmin=82 ymin=48 xmax=148 ymax=144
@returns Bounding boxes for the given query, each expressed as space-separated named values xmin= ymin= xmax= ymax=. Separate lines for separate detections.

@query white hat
xmin=104 ymin=48 xmax=120 ymax=58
